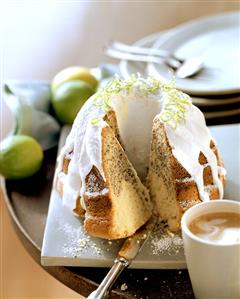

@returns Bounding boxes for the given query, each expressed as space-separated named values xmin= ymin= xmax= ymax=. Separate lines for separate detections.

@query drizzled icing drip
xmin=56 ymin=96 xmax=107 ymax=211
xmin=164 ymin=105 xmax=224 ymax=201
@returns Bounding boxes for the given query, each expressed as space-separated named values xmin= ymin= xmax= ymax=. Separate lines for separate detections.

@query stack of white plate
xmin=120 ymin=11 xmax=240 ymax=125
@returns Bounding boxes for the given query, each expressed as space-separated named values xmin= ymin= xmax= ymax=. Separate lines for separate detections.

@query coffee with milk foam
xmin=189 ymin=212 xmax=240 ymax=245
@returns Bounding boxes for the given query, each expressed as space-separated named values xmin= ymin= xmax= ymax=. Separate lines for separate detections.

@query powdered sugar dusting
xmin=58 ymin=221 xmax=103 ymax=257
xmin=57 ymin=219 xmax=183 ymax=258
xmin=55 ymin=215 xmax=184 ymax=261
xmin=150 ymin=221 xmax=183 ymax=255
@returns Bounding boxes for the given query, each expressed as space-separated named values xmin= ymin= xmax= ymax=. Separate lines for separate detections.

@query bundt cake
xmin=55 ymin=75 xmax=226 ymax=239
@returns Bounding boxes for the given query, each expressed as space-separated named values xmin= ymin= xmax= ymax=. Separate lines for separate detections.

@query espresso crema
xmin=189 ymin=212 xmax=240 ymax=245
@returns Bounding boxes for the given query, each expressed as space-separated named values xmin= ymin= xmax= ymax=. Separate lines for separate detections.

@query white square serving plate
xmin=41 ymin=124 xmax=240 ymax=269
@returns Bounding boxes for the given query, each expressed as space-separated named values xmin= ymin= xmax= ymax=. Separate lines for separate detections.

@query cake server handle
xmin=86 ymin=257 xmax=129 ymax=299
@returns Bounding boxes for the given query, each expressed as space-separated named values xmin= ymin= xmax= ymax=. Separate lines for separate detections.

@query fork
xmin=104 ymin=41 xmax=204 ymax=78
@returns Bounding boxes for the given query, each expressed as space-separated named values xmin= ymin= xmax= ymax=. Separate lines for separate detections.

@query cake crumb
xmin=167 ymin=230 xmax=174 ymax=237
xmin=120 ymin=283 xmax=128 ymax=291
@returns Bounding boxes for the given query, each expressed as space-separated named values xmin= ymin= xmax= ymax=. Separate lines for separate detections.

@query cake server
xmin=87 ymin=216 xmax=157 ymax=299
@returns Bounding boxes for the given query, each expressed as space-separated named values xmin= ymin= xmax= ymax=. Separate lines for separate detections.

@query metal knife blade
xmin=87 ymin=216 xmax=157 ymax=299
xmin=118 ymin=215 xmax=157 ymax=261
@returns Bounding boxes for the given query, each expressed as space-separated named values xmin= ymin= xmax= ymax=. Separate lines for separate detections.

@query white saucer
xmin=192 ymin=96 xmax=240 ymax=106
xmin=204 ymin=108 xmax=240 ymax=119
xmin=148 ymin=11 xmax=240 ymax=96
xmin=120 ymin=32 xmax=240 ymax=111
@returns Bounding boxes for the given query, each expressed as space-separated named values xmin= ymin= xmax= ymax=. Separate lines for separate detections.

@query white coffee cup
xmin=181 ymin=199 xmax=240 ymax=299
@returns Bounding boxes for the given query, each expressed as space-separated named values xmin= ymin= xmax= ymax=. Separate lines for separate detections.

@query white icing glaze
xmin=56 ymin=95 xmax=107 ymax=211
xmin=56 ymin=79 xmax=225 ymax=213
xmin=164 ymin=104 xmax=224 ymax=201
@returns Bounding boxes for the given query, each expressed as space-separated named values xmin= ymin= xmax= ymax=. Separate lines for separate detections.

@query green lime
xmin=51 ymin=80 xmax=94 ymax=124
xmin=0 ymin=135 xmax=44 ymax=179
xmin=51 ymin=66 xmax=98 ymax=92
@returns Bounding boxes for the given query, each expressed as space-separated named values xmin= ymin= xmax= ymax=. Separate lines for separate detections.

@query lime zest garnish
xmin=91 ymin=117 xmax=101 ymax=126
xmin=92 ymin=74 xmax=191 ymax=128
xmin=159 ymin=87 xmax=191 ymax=128
xmin=93 ymin=74 xmax=162 ymax=112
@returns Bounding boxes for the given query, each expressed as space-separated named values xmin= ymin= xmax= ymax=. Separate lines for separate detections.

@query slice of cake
xmin=147 ymin=104 xmax=225 ymax=231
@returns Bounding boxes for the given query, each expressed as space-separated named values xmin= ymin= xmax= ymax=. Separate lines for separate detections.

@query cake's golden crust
xmin=62 ymin=156 xmax=71 ymax=173
xmin=84 ymin=191 xmax=113 ymax=239
xmin=176 ymin=181 xmax=221 ymax=213
xmin=198 ymin=152 xmax=208 ymax=165
xmin=207 ymin=186 xmax=220 ymax=200
xmin=74 ymin=197 xmax=85 ymax=217
xmin=173 ymin=144 xmax=224 ymax=214
xmin=84 ymin=215 xmax=112 ymax=239
xmin=170 ymin=155 xmax=191 ymax=180
xmin=178 ymin=198 xmax=201 ymax=213
xmin=175 ymin=180 xmax=200 ymax=203
xmin=83 ymin=165 xmax=114 ymax=239
xmin=203 ymin=165 xmax=214 ymax=185
xmin=211 ymin=140 xmax=225 ymax=167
